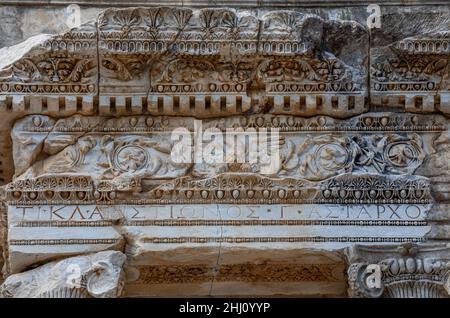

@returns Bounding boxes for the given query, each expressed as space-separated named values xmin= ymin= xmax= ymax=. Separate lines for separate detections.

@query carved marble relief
xmin=9 ymin=113 xmax=442 ymax=203
xmin=0 ymin=5 xmax=449 ymax=298
xmin=371 ymin=12 xmax=450 ymax=114
xmin=98 ymin=8 xmax=368 ymax=118
xmin=347 ymin=243 xmax=450 ymax=298
xmin=4 ymin=111 xmax=442 ymax=274
xmin=0 ymin=251 xmax=126 ymax=298
xmin=0 ymin=7 xmax=368 ymax=117
xmin=0 ymin=22 xmax=98 ymax=113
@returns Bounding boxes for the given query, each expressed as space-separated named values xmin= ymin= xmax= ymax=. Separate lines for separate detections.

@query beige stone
xmin=0 ymin=4 xmax=448 ymax=298
xmin=0 ymin=250 xmax=126 ymax=298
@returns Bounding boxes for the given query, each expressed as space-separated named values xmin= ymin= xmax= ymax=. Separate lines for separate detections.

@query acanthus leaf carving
xmin=347 ymin=243 xmax=450 ymax=298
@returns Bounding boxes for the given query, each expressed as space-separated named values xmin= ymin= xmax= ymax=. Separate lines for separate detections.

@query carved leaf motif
xmin=257 ymin=58 xmax=348 ymax=85
xmin=37 ymin=61 xmax=53 ymax=70
xmin=221 ymin=11 xmax=253 ymax=39
xmin=374 ymin=52 xmax=449 ymax=84
xmin=145 ymin=8 xmax=164 ymax=39
xmin=8 ymin=59 xmax=41 ymax=82
xmin=66 ymin=60 xmax=87 ymax=83
xmin=170 ymin=8 xmax=192 ymax=31
xmin=199 ymin=9 xmax=221 ymax=40
xmin=159 ymin=59 xmax=220 ymax=83
xmin=102 ymin=57 xmax=133 ymax=81
xmin=222 ymin=11 xmax=239 ymax=31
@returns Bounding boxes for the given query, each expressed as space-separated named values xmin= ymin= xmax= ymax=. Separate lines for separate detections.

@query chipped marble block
xmin=0 ymin=251 xmax=126 ymax=298
xmin=0 ymin=7 xmax=369 ymax=118
xmin=370 ymin=10 xmax=450 ymax=114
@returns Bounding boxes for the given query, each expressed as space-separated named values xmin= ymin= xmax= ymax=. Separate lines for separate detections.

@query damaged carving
xmin=0 ymin=251 xmax=126 ymax=298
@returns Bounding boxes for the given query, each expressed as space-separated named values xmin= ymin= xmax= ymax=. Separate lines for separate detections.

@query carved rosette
xmin=347 ymin=243 xmax=450 ymax=298
xmin=0 ymin=251 xmax=126 ymax=298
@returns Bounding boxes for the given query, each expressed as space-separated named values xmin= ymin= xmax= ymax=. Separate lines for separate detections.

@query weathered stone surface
xmin=0 ymin=3 xmax=449 ymax=298
xmin=0 ymin=250 xmax=126 ymax=298
xmin=0 ymin=7 xmax=369 ymax=118
xmin=10 ymin=113 xmax=445 ymax=183
xmin=370 ymin=9 xmax=450 ymax=114
xmin=125 ymin=249 xmax=347 ymax=297
xmin=0 ymin=21 xmax=98 ymax=117
xmin=97 ymin=8 xmax=368 ymax=118
xmin=346 ymin=243 xmax=450 ymax=298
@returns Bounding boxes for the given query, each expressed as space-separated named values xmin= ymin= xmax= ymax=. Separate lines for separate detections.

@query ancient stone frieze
xmin=0 ymin=22 xmax=98 ymax=113
xmin=371 ymin=11 xmax=450 ymax=114
xmin=0 ymin=7 xmax=368 ymax=117
xmin=7 ymin=157 xmax=433 ymax=206
xmin=8 ymin=113 xmax=443 ymax=206
xmin=98 ymin=8 xmax=368 ymax=118
xmin=0 ymin=4 xmax=449 ymax=298
xmin=141 ymin=173 xmax=431 ymax=205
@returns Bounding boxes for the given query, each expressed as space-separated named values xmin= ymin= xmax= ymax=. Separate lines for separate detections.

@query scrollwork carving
xmin=370 ymin=11 xmax=450 ymax=113
xmin=280 ymin=133 xmax=425 ymax=180
xmin=93 ymin=7 xmax=369 ymax=117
